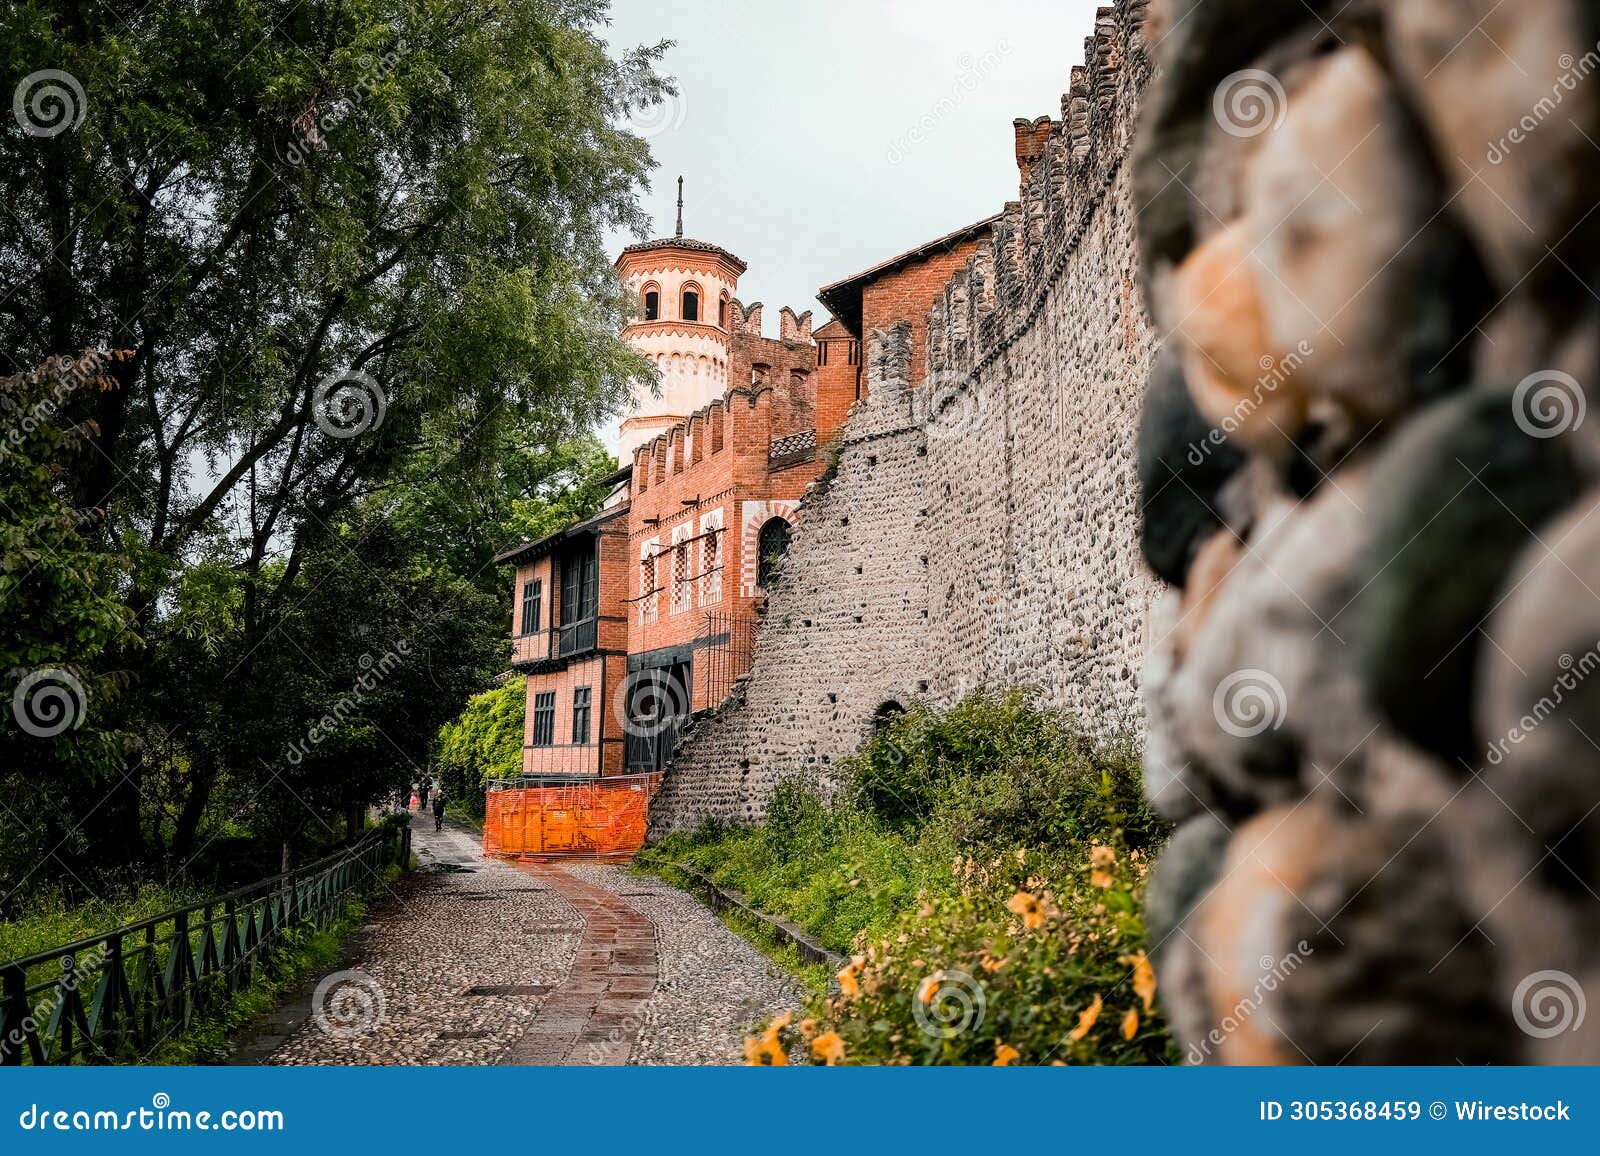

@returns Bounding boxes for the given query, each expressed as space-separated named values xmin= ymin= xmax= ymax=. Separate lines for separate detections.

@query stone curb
xmin=666 ymin=861 xmax=847 ymax=972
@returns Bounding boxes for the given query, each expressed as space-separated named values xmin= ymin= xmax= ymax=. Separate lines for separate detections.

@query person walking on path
xmin=431 ymin=791 xmax=447 ymax=832
xmin=418 ymin=780 xmax=430 ymax=810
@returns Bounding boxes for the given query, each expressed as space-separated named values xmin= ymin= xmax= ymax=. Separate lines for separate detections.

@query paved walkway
xmin=262 ymin=812 xmax=798 ymax=1066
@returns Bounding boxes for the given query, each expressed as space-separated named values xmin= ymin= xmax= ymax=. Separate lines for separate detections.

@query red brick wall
xmin=814 ymin=320 xmax=862 ymax=445
xmin=860 ymin=238 xmax=984 ymax=389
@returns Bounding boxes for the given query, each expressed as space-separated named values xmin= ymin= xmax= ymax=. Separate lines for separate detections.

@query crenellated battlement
xmin=928 ymin=0 xmax=1152 ymax=379
xmin=727 ymin=298 xmax=815 ymax=345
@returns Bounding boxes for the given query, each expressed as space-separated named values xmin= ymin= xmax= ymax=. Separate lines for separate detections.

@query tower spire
xmin=676 ymin=176 xmax=684 ymax=239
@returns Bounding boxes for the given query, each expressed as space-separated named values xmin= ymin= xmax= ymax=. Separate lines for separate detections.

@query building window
xmin=757 ymin=518 xmax=791 ymax=589
xmin=701 ymin=530 xmax=721 ymax=606
xmin=682 ymin=288 xmax=700 ymax=322
xmin=671 ymin=540 xmax=690 ymax=614
xmin=644 ymin=288 xmax=660 ymax=321
xmin=572 ymin=686 xmax=592 ymax=745
xmin=520 ymin=579 xmax=542 ymax=636
xmin=818 ymin=342 xmax=829 ymax=367
xmin=640 ymin=553 xmax=658 ymax=624
xmin=718 ymin=296 xmax=729 ymax=329
xmin=531 ymin=691 xmax=556 ymax=747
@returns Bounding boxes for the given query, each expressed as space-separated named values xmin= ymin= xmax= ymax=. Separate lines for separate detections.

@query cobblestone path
xmin=262 ymin=813 xmax=799 ymax=1066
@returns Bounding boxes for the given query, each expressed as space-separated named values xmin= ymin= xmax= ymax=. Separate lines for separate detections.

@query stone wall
xmin=649 ymin=0 xmax=1160 ymax=832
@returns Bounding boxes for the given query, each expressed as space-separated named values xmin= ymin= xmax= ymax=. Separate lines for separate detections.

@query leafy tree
xmin=435 ymin=675 xmax=528 ymax=814
xmin=0 ymin=1 xmax=667 ymax=869
xmin=0 ymin=355 xmax=138 ymax=894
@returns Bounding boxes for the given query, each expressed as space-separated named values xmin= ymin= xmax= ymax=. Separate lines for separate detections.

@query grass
xmin=144 ymin=868 xmax=401 ymax=1065
xmin=0 ymin=881 xmax=203 ymax=969
xmin=636 ymin=691 xmax=1176 ymax=1065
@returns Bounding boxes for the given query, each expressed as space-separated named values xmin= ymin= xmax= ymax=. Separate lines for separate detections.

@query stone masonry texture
xmin=652 ymin=1 xmax=1158 ymax=832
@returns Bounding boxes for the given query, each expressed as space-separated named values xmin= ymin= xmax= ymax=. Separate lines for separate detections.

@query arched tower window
xmin=643 ymin=284 xmax=660 ymax=321
xmin=718 ymin=295 xmax=729 ymax=329
xmin=756 ymin=517 xmax=791 ymax=589
xmin=681 ymin=285 xmax=701 ymax=323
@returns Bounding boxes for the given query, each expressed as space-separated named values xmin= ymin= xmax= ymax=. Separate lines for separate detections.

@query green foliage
xmin=436 ymin=675 xmax=528 ymax=802
xmin=850 ymin=692 xmax=1160 ymax=853
xmin=0 ymin=0 xmax=667 ymax=879
xmin=0 ymin=357 xmax=140 ymax=888
xmin=642 ymin=691 xmax=1175 ymax=1065
xmin=0 ymin=879 xmax=201 ymax=968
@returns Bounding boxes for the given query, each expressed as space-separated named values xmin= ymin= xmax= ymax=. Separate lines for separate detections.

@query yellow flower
xmin=769 ymin=1010 xmax=793 ymax=1033
xmin=1015 ymin=848 xmax=1027 ymax=864
xmin=836 ymin=963 xmax=861 ymax=1000
xmin=1067 ymin=993 xmax=1103 ymax=1042
xmin=812 ymin=1030 xmax=846 ymax=1066
xmin=1122 ymin=1008 xmax=1139 ymax=1041
xmin=1006 ymin=890 xmax=1045 ymax=930
xmin=743 ymin=1031 xmax=788 ymax=1066
xmin=1090 ymin=844 xmax=1116 ymax=869
xmin=1121 ymin=951 xmax=1157 ymax=1013
xmin=993 ymin=1042 xmax=1021 ymax=1066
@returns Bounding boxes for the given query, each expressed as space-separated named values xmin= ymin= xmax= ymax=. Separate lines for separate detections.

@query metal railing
xmin=0 ymin=822 xmax=410 ymax=1066
xmin=702 ymin=612 xmax=757 ymax=707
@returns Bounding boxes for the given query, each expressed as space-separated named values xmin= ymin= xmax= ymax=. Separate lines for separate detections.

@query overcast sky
xmin=600 ymin=0 xmax=1107 ymax=327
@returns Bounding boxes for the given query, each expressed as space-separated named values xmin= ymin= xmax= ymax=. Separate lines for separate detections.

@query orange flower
xmin=1121 ymin=951 xmax=1157 ymax=1013
xmin=1067 ymin=993 xmax=1103 ymax=1042
xmin=836 ymin=963 xmax=861 ymax=1000
xmin=1090 ymin=869 xmax=1115 ymax=889
xmin=1006 ymin=890 xmax=1045 ymax=930
xmin=1090 ymin=844 xmax=1116 ymax=869
xmin=1122 ymin=1008 xmax=1139 ymax=1041
xmin=743 ymin=1030 xmax=788 ymax=1066
xmin=918 ymin=976 xmax=941 ymax=1005
xmin=798 ymin=1018 xmax=819 ymax=1041
xmin=812 ymin=1030 xmax=846 ymax=1066
xmin=993 ymin=1042 xmax=1021 ymax=1066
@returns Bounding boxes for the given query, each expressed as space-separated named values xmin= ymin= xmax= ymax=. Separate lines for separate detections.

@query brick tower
xmin=616 ymin=178 xmax=748 ymax=460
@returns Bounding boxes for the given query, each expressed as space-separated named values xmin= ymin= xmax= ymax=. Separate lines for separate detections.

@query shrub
xmin=757 ymin=837 xmax=1178 ymax=1066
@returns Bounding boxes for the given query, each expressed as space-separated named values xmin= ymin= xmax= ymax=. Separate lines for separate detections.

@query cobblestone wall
xmin=651 ymin=1 xmax=1157 ymax=832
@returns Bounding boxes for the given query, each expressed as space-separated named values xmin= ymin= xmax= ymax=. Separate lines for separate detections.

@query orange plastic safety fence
xmin=482 ymin=773 xmax=663 ymax=859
